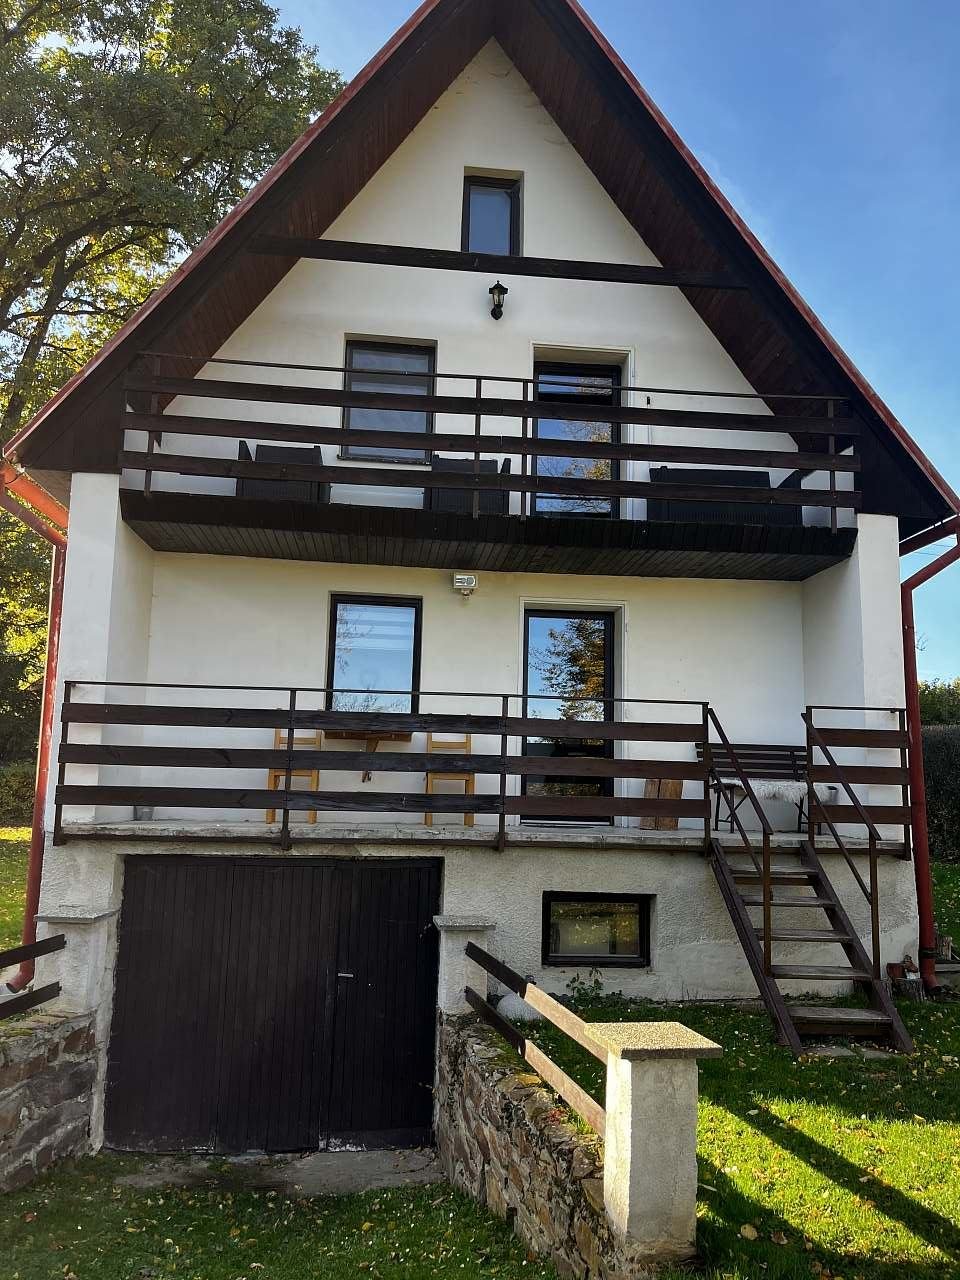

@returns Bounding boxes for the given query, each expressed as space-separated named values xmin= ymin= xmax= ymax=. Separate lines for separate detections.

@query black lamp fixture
xmin=488 ymin=280 xmax=508 ymax=320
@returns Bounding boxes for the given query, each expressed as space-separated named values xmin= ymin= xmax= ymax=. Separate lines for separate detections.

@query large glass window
xmin=542 ymin=893 xmax=651 ymax=967
xmin=326 ymin=596 xmax=421 ymax=713
xmin=533 ymin=363 xmax=620 ymax=517
xmin=342 ymin=342 xmax=435 ymax=462
xmin=523 ymin=609 xmax=615 ymax=820
xmin=462 ymin=176 xmax=521 ymax=255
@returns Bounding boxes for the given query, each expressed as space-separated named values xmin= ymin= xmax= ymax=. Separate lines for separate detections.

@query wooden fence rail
xmin=464 ymin=942 xmax=607 ymax=1136
xmin=0 ymin=935 xmax=65 ymax=1020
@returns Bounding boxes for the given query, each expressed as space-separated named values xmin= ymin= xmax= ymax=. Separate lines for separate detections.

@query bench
xmin=694 ymin=742 xmax=838 ymax=833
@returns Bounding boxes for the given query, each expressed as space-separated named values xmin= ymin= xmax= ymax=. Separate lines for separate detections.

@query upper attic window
xmin=462 ymin=175 xmax=521 ymax=255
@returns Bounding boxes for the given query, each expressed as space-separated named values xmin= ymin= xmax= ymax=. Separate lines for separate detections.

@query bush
xmin=923 ymin=726 xmax=960 ymax=862
xmin=920 ymin=677 xmax=960 ymax=726
xmin=0 ymin=760 xmax=34 ymax=825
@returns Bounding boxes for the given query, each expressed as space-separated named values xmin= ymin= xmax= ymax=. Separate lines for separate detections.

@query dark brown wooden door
xmin=104 ymin=856 xmax=441 ymax=1153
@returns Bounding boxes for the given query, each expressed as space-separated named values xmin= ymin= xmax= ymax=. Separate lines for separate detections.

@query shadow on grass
xmin=692 ymin=1159 xmax=954 ymax=1280
xmin=705 ymin=1097 xmax=960 ymax=1265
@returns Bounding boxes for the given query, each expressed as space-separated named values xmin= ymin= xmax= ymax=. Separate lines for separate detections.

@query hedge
xmin=0 ymin=760 xmax=34 ymax=825
xmin=923 ymin=726 xmax=960 ymax=862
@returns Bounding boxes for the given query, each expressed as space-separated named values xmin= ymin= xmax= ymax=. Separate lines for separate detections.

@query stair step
xmin=790 ymin=1005 xmax=891 ymax=1026
xmin=733 ymin=869 xmax=815 ymax=885
xmin=771 ymin=964 xmax=873 ymax=981
xmin=754 ymin=928 xmax=850 ymax=943
xmin=741 ymin=894 xmax=833 ymax=908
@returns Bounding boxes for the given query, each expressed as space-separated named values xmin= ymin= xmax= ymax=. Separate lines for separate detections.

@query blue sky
xmin=280 ymin=0 xmax=959 ymax=679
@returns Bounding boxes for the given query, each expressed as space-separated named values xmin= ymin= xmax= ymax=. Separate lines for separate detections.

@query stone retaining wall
xmin=0 ymin=1012 xmax=96 ymax=1191
xmin=435 ymin=1016 xmax=656 ymax=1279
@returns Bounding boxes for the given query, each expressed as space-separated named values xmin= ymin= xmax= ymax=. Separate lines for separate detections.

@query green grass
xmin=932 ymin=860 xmax=960 ymax=942
xmin=0 ymin=826 xmax=29 ymax=952
xmin=525 ymin=993 xmax=960 ymax=1280
xmin=3 ymin=1157 xmax=557 ymax=1280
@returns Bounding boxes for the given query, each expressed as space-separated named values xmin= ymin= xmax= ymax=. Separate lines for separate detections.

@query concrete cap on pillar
xmin=587 ymin=1021 xmax=722 ymax=1061
xmin=433 ymin=915 xmax=496 ymax=931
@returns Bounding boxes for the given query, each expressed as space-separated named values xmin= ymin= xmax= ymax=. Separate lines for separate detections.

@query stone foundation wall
xmin=435 ymin=1016 xmax=656 ymax=1279
xmin=0 ymin=1012 xmax=96 ymax=1191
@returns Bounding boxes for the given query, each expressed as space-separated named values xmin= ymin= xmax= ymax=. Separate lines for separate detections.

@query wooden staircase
xmin=704 ymin=706 xmax=914 ymax=1056
xmin=709 ymin=839 xmax=913 ymax=1054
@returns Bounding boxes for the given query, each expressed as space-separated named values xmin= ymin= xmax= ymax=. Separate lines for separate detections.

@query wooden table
xmin=323 ymin=730 xmax=414 ymax=781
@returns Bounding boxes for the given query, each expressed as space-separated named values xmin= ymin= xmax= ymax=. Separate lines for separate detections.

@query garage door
xmin=104 ymin=857 xmax=441 ymax=1153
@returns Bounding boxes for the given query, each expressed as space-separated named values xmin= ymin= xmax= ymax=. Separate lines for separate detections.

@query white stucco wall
xmin=122 ymin=39 xmax=813 ymax=518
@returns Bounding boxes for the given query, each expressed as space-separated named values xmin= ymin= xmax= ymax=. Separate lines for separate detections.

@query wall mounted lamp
xmin=488 ymin=280 xmax=508 ymax=320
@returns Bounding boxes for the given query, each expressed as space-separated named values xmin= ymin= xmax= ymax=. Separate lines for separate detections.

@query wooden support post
xmin=827 ymin=400 xmax=838 ymax=534
xmin=472 ymin=376 xmax=482 ymax=519
xmin=52 ymin=680 xmax=73 ymax=846
xmin=701 ymin=703 xmax=711 ymax=849
xmin=497 ymin=694 xmax=508 ymax=851
xmin=280 ymin=688 xmax=296 ymax=851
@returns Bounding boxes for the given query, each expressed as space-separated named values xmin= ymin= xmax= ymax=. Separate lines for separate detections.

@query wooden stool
xmin=266 ymin=728 xmax=322 ymax=823
xmin=424 ymin=732 xmax=474 ymax=827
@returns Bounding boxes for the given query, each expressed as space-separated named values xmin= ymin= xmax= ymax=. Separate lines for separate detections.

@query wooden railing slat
xmin=464 ymin=987 xmax=606 ymax=1137
xmin=0 ymin=983 xmax=61 ymax=1020
xmin=0 ymin=933 xmax=66 ymax=969
xmin=465 ymin=943 xmax=607 ymax=1062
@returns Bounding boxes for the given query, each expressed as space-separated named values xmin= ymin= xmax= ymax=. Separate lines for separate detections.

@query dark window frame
xmin=325 ymin=593 xmax=423 ymax=713
xmin=541 ymin=891 xmax=652 ymax=968
xmin=461 ymin=175 xmax=522 ymax=255
xmin=521 ymin=607 xmax=617 ymax=820
xmin=341 ymin=340 xmax=436 ymax=465
xmin=532 ymin=361 xmax=622 ymax=519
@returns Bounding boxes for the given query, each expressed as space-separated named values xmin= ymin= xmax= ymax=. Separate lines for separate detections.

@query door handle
xmin=337 ymin=971 xmax=355 ymax=979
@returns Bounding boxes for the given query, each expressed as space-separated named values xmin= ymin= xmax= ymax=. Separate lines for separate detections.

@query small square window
xmin=542 ymin=892 xmax=651 ymax=968
xmin=462 ymin=176 xmax=521 ymax=255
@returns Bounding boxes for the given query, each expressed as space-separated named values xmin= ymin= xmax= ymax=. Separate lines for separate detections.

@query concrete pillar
xmin=433 ymin=915 xmax=496 ymax=1014
xmin=589 ymin=1021 xmax=722 ymax=1262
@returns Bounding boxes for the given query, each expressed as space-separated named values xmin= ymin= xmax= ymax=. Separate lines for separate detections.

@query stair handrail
xmin=802 ymin=713 xmax=881 ymax=842
xmin=707 ymin=709 xmax=774 ymax=973
xmin=803 ymin=711 xmax=881 ymax=978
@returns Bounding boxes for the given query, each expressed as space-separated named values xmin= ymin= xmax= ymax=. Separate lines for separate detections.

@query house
xmin=3 ymin=0 xmax=958 ymax=1156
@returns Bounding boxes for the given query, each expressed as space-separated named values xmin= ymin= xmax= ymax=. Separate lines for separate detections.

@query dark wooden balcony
xmin=54 ymin=683 xmax=911 ymax=856
xmin=119 ymin=355 xmax=859 ymax=580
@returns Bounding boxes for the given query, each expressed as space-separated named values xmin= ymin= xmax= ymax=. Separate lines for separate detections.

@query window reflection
xmin=328 ymin=598 xmax=419 ymax=713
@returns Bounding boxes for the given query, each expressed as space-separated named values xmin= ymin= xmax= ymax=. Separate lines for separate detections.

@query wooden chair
xmin=266 ymin=728 xmax=322 ymax=823
xmin=424 ymin=732 xmax=474 ymax=827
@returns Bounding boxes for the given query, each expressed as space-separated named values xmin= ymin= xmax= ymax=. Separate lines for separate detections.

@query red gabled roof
xmin=7 ymin=0 xmax=957 ymax=520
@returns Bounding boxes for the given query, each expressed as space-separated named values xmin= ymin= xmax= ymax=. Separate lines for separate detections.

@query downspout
xmin=0 ymin=463 xmax=68 ymax=993
xmin=899 ymin=514 xmax=960 ymax=994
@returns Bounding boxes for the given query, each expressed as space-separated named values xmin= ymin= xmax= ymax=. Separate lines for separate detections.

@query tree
xmin=919 ymin=677 xmax=960 ymax=726
xmin=0 ymin=0 xmax=343 ymax=759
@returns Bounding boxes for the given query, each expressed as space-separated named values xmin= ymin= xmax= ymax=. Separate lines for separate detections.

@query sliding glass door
xmin=522 ymin=609 xmax=615 ymax=821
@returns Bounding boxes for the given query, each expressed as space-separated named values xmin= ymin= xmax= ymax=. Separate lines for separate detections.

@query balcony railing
xmin=120 ymin=353 xmax=860 ymax=531
xmin=55 ymin=681 xmax=713 ymax=847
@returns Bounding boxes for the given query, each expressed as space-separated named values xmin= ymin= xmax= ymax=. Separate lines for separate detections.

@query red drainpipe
xmin=899 ymin=515 xmax=960 ymax=994
xmin=0 ymin=466 xmax=68 ymax=993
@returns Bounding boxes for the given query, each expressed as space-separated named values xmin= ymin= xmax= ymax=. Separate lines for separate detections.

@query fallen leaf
xmin=740 ymin=1224 xmax=759 ymax=1240
xmin=771 ymin=1231 xmax=788 ymax=1246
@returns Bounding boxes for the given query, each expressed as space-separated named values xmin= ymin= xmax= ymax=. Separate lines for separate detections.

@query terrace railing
xmin=54 ymin=681 xmax=712 ymax=847
xmin=120 ymin=353 xmax=860 ymax=531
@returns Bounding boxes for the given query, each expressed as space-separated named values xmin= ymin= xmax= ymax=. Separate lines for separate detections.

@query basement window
xmin=542 ymin=892 xmax=651 ymax=968
xmin=462 ymin=175 xmax=522 ymax=255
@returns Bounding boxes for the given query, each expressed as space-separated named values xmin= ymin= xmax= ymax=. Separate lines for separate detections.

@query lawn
xmin=3 ymin=1159 xmax=556 ymax=1280
xmin=0 ymin=826 xmax=29 ymax=952
xmin=527 ymin=991 xmax=960 ymax=1280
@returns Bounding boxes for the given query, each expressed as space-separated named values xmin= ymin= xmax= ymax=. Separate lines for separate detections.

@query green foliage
xmin=919 ymin=677 xmax=960 ymax=726
xmin=923 ymin=725 xmax=960 ymax=862
xmin=0 ymin=825 xmax=29 ymax=949
xmin=0 ymin=0 xmax=344 ymax=434
xmin=932 ymin=862 xmax=960 ymax=943
xmin=0 ymin=759 xmax=33 ymax=824
xmin=2 ymin=1159 xmax=556 ymax=1279
xmin=0 ymin=0 xmax=343 ymax=753
xmin=523 ymin=996 xmax=960 ymax=1279
xmin=0 ymin=508 xmax=48 ymax=760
